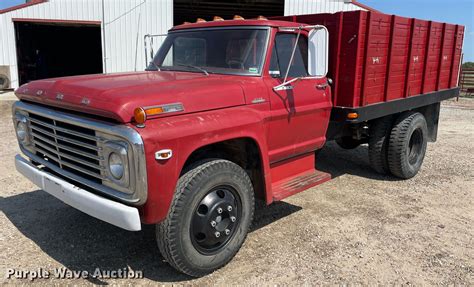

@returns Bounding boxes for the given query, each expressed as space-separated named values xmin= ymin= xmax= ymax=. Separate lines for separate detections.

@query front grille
xmin=26 ymin=112 xmax=105 ymax=183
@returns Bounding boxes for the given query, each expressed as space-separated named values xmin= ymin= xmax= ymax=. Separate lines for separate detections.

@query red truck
xmin=12 ymin=11 xmax=464 ymax=276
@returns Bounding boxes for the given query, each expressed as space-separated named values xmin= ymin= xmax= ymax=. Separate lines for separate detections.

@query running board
xmin=270 ymin=152 xmax=331 ymax=201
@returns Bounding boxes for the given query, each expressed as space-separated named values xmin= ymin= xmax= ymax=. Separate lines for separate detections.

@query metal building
xmin=0 ymin=0 xmax=372 ymax=89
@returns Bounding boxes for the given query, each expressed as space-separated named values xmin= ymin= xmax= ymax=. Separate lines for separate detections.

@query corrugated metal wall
xmin=1 ymin=0 xmax=365 ymax=89
xmin=284 ymin=0 xmax=364 ymax=15
xmin=0 ymin=0 xmax=172 ymax=89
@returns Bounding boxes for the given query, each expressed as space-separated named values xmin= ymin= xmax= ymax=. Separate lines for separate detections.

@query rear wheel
xmin=156 ymin=159 xmax=254 ymax=277
xmin=387 ymin=112 xmax=428 ymax=179
xmin=368 ymin=116 xmax=393 ymax=174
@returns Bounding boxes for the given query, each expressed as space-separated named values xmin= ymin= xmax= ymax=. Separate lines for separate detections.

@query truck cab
xmin=12 ymin=13 xmax=463 ymax=277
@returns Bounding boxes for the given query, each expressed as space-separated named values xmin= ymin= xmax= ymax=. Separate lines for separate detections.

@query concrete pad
xmin=0 ymin=91 xmax=18 ymax=101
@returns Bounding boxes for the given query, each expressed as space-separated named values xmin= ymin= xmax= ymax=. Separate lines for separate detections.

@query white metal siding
xmin=1 ymin=0 xmax=365 ymax=89
xmin=284 ymin=0 xmax=365 ymax=15
xmin=0 ymin=0 xmax=172 ymax=89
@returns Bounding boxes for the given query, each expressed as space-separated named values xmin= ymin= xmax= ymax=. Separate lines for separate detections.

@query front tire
xmin=387 ymin=112 xmax=428 ymax=179
xmin=156 ymin=159 xmax=254 ymax=277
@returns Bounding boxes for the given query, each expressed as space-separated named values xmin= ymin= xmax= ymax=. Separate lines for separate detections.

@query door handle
xmin=316 ymin=83 xmax=329 ymax=90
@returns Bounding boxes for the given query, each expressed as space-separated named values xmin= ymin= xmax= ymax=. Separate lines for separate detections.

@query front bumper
xmin=15 ymin=155 xmax=141 ymax=231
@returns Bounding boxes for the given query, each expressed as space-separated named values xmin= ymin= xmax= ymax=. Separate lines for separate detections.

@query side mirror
xmin=308 ymin=27 xmax=329 ymax=78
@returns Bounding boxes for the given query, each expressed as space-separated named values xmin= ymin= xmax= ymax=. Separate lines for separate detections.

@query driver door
xmin=264 ymin=32 xmax=332 ymax=163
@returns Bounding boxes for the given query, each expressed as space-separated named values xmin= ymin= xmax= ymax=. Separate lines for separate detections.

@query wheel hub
xmin=191 ymin=187 xmax=240 ymax=254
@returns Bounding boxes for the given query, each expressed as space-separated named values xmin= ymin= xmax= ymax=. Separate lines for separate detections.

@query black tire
xmin=388 ymin=112 xmax=428 ymax=179
xmin=156 ymin=159 xmax=255 ymax=277
xmin=336 ymin=136 xmax=361 ymax=149
xmin=368 ymin=116 xmax=393 ymax=174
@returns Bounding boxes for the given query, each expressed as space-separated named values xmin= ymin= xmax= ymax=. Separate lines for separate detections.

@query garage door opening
xmin=173 ymin=0 xmax=284 ymax=25
xmin=14 ymin=21 xmax=103 ymax=85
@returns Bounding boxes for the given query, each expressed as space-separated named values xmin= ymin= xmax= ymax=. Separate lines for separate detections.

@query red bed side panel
xmin=272 ymin=11 xmax=464 ymax=108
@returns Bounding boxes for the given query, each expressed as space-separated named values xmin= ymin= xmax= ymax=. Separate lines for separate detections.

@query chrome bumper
xmin=15 ymin=155 xmax=141 ymax=231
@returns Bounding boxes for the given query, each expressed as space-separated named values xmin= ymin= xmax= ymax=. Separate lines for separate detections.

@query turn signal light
xmin=347 ymin=112 xmax=359 ymax=120
xmin=196 ymin=18 xmax=206 ymax=23
xmin=213 ymin=16 xmax=224 ymax=21
xmin=134 ymin=103 xmax=185 ymax=125
xmin=134 ymin=107 xmax=147 ymax=124
xmin=233 ymin=15 xmax=245 ymax=20
xmin=145 ymin=106 xmax=164 ymax=115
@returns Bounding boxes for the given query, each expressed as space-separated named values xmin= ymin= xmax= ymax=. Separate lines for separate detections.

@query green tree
xmin=462 ymin=62 xmax=474 ymax=69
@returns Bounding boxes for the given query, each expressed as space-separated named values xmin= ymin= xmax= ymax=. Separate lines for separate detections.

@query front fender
xmin=133 ymin=105 xmax=271 ymax=224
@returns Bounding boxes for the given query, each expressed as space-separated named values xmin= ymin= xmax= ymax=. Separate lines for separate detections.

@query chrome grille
xmin=26 ymin=112 xmax=105 ymax=183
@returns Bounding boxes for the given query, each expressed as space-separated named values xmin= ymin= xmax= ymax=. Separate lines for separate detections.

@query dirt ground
xmin=0 ymin=96 xmax=473 ymax=285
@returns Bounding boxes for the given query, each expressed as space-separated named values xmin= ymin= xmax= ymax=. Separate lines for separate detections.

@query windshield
xmin=147 ymin=28 xmax=269 ymax=76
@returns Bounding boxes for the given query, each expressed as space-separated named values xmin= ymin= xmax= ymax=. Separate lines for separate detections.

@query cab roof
xmin=169 ymin=19 xmax=302 ymax=32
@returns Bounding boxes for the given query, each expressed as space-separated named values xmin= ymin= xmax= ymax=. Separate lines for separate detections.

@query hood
xmin=15 ymin=71 xmax=247 ymax=123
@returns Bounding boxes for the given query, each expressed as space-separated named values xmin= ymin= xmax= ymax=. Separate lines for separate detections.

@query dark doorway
xmin=173 ymin=0 xmax=284 ymax=25
xmin=14 ymin=21 xmax=103 ymax=85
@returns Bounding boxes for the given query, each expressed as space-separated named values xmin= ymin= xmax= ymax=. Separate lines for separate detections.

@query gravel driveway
xmin=1 ymin=97 xmax=473 ymax=285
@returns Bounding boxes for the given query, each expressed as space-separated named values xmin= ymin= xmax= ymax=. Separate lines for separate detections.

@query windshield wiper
xmin=177 ymin=64 xmax=209 ymax=76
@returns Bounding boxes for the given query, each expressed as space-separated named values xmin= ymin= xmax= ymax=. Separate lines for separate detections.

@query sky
xmin=1 ymin=0 xmax=473 ymax=61
xmin=0 ymin=0 xmax=24 ymax=10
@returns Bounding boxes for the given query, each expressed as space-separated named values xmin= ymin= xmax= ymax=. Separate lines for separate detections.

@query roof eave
xmin=0 ymin=0 xmax=48 ymax=15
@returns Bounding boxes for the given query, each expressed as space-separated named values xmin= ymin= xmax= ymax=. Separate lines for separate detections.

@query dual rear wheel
xmin=369 ymin=112 xmax=428 ymax=179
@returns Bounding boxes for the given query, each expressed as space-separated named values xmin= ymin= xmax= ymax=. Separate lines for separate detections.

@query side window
xmin=269 ymin=33 xmax=308 ymax=78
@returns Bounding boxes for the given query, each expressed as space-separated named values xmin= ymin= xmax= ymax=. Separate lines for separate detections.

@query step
xmin=272 ymin=169 xmax=331 ymax=201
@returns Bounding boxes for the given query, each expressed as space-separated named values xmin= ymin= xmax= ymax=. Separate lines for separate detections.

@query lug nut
xmin=225 ymin=229 xmax=230 ymax=235
xmin=210 ymin=221 xmax=217 ymax=227
xmin=227 ymin=206 xmax=232 ymax=212
xmin=230 ymin=216 xmax=236 ymax=222
xmin=217 ymin=207 xmax=223 ymax=214
xmin=215 ymin=231 xmax=221 ymax=238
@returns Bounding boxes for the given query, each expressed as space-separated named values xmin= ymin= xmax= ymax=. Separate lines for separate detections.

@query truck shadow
xmin=317 ymin=141 xmax=401 ymax=181
xmin=0 ymin=191 xmax=301 ymax=284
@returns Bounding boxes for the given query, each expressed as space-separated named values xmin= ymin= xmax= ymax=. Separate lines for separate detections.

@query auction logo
xmin=5 ymin=267 xmax=143 ymax=281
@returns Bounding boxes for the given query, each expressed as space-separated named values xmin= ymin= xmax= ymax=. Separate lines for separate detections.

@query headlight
xmin=14 ymin=113 xmax=31 ymax=147
xmin=16 ymin=121 xmax=28 ymax=142
xmin=108 ymin=152 xmax=124 ymax=180
xmin=104 ymin=141 xmax=130 ymax=190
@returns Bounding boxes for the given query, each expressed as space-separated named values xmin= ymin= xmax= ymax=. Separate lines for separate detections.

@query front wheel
xmin=156 ymin=159 xmax=254 ymax=277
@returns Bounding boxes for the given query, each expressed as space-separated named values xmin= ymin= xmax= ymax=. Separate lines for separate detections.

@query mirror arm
xmin=273 ymin=76 xmax=322 ymax=91
xmin=273 ymin=77 xmax=300 ymax=91
xmin=282 ymin=26 xmax=302 ymax=84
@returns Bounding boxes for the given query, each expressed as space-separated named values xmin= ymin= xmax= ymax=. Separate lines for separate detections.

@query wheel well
xmin=181 ymin=138 xmax=265 ymax=200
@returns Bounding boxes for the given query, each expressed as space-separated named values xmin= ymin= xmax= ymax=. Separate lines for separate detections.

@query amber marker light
xmin=347 ymin=112 xmax=359 ymax=120
xmin=196 ymin=18 xmax=206 ymax=23
xmin=134 ymin=107 xmax=147 ymax=125
xmin=213 ymin=16 xmax=224 ymax=21
xmin=146 ymin=107 xmax=165 ymax=115
xmin=257 ymin=15 xmax=268 ymax=20
xmin=233 ymin=15 xmax=245 ymax=20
